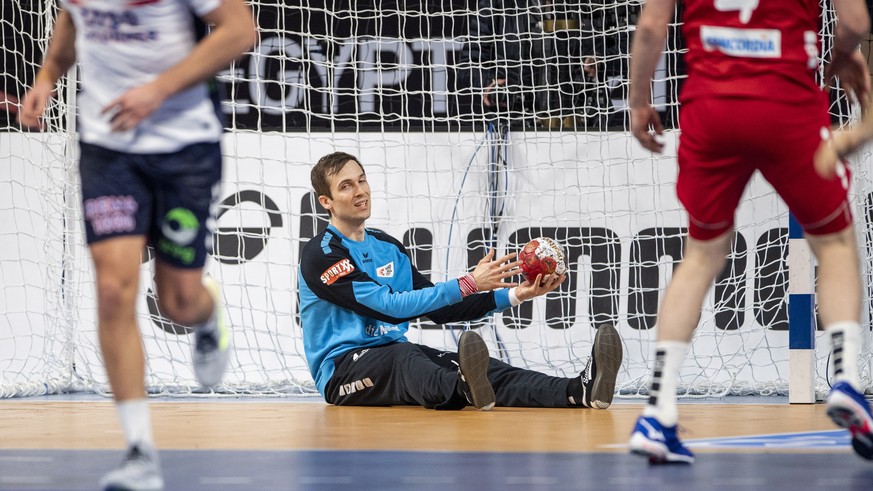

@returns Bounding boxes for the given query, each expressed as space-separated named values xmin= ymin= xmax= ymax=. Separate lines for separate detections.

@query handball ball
xmin=518 ymin=237 xmax=567 ymax=283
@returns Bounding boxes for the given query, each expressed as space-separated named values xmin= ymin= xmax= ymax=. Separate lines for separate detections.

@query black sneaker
xmin=457 ymin=331 xmax=495 ymax=411
xmin=578 ymin=324 xmax=623 ymax=409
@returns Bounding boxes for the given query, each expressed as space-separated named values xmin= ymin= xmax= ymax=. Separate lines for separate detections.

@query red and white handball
xmin=518 ymin=237 xmax=567 ymax=283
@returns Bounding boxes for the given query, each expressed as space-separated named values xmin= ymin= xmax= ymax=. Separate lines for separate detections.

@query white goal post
xmin=1 ymin=0 xmax=871 ymax=399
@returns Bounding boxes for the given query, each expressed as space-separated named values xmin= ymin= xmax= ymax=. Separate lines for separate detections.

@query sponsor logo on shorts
xmin=338 ymin=377 xmax=374 ymax=396
xmin=158 ymin=207 xmax=199 ymax=264
xmin=700 ymin=26 xmax=781 ymax=58
xmin=84 ymin=195 xmax=138 ymax=236
xmin=376 ymin=261 xmax=394 ymax=278
xmin=352 ymin=349 xmax=370 ymax=362
xmin=321 ymin=258 xmax=354 ymax=285
xmin=162 ymin=208 xmax=200 ymax=245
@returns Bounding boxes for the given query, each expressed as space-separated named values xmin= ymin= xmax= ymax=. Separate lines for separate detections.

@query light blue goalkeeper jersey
xmin=298 ymin=224 xmax=512 ymax=395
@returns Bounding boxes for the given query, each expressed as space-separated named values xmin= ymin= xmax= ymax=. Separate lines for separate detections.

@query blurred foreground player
xmin=627 ymin=0 xmax=873 ymax=463
xmin=18 ymin=0 xmax=257 ymax=488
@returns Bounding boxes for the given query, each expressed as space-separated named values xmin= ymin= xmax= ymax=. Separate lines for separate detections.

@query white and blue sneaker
xmin=629 ymin=416 xmax=695 ymax=464
xmin=826 ymin=381 xmax=873 ymax=460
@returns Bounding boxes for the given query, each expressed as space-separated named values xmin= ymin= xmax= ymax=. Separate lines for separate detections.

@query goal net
xmin=1 ymin=0 xmax=871 ymax=399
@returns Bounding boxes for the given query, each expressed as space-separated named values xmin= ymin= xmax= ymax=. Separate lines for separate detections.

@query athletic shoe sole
xmin=629 ymin=433 xmax=695 ymax=465
xmin=458 ymin=331 xmax=495 ymax=411
xmin=589 ymin=324 xmax=623 ymax=409
xmin=827 ymin=390 xmax=873 ymax=460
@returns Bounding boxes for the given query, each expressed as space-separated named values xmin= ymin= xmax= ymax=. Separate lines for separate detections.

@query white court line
xmin=199 ymin=476 xmax=253 ymax=485
xmin=610 ymin=476 xmax=665 ymax=486
xmin=1 ymin=476 xmax=52 ymax=484
xmin=299 ymin=476 xmax=354 ymax=484
xmin=505 ymin=476 xmax=559 ymax=485
xmin=0 ymin=456 xmax=54 ymax=462
xmin=401 ymin=476 xmax=457 ymax=484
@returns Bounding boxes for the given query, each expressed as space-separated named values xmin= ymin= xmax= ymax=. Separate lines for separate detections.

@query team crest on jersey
xmin=321 ymin=258 xmax=355 ymax=285
xmin=376 ymin=262 xmax=394 ymax=278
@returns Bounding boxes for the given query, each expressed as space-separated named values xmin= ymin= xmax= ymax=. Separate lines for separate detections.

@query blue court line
xmin=2 ymin=448 xmax=872 ymax=491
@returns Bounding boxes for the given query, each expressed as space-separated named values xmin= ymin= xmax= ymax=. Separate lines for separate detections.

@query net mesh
xmin=1 ymin=0 xmax=871 ymax=399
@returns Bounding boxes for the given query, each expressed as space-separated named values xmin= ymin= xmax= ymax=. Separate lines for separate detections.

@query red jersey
xmin=680 ymin=0 xmax=823 ymax=104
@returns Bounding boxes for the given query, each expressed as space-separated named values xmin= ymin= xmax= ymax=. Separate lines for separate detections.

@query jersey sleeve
xmin=300 ymin=238 xmax=464 ymax=325
xmin=408 ymin=251 xmax=513 ymax=325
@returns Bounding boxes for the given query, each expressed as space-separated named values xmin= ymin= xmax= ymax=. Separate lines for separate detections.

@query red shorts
xmin=677 ymin=96 xmax=852 ymax=240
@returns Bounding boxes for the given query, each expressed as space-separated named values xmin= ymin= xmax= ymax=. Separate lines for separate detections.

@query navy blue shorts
xmin=78 ymin=141 xmax=222 ymax=269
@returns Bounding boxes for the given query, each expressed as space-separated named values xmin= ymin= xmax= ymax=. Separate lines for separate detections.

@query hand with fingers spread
xmin=469 ymin=249 xmax=521 ymax=292
xmin=515 ymin=273 xmax=566 ymax=302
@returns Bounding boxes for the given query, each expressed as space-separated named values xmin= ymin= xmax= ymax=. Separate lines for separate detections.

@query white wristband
xmin=509 ymin=287 xmax=523 ymax=306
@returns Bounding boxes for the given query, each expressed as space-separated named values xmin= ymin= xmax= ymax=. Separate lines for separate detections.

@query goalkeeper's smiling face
xmin=321 ymin=160 xmax=371 ymax=236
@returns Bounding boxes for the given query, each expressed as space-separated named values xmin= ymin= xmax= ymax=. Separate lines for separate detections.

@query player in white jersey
xmin=18 ymin=1 xmax=257 ymax=489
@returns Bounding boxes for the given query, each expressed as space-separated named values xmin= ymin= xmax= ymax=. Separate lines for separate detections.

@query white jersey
xmin=62 ymin=0 xmax=224 ymax=153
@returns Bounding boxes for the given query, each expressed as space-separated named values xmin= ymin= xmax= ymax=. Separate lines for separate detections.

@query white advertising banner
xmin=3 ymin=130 xmax=867 ymax=395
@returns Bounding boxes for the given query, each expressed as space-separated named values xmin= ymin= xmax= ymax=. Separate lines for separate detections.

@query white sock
xmin=117 ymin=399 xmax=155 ymax=450
xmin=642 ymin=341 xmax=688 ymax=427
xmin=828 ymin=321 xmax=862 ymax=391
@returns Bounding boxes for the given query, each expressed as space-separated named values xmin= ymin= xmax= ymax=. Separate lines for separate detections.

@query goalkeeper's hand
xmin=514 ymin=273 xmax=566 ymax=302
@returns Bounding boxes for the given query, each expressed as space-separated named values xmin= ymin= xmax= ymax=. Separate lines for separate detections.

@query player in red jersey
xmin=627 ymin=0 xmax=873 ymax=463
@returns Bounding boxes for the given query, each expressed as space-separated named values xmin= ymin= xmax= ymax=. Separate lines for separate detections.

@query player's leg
xmin=78 ymin=142 xmax=163 ymax=490
xmin=629 ymin=97 xmax=752 ymax=464
xmin=324 ymin=342 xmax=470 ymax=409
xmin=761 ymin=96 xmax=872 ymax=460
xmin=628 ymin=231 xmax=731 ymax=464
xmin=153 ymin=261 xmax=227 ymax=388
xmin=807 ymin=228 xmax=870 ymax=437
xmin=92 ymin=237 xmax=164 ymax=491
xmin=807 ymin=227 xmax=862 ymax=392
xmin=148 ymin=141 xmax=228 ymax=389
xmin=418 ymin=326 xmax=622 ymax=409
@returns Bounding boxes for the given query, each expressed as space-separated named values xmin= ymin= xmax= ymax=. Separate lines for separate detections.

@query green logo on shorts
xmin=159 ymin=208 xmax=199 ymax=264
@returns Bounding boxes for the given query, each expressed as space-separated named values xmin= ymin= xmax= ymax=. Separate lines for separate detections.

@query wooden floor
xmin=1 ymin=399 xmax=870 ymax=490
xmin=0 ymin=399 xmax=837 ymax=452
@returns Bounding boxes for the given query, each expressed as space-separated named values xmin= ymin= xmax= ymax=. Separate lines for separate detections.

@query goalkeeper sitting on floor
xmin=297 ymin=151 xmax=623 ymax=410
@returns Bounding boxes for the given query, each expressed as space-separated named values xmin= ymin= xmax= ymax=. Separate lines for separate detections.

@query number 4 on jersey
xmin=715 ymin=0 xmax=759 ymax=24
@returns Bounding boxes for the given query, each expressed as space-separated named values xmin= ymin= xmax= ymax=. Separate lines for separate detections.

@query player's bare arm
xmin=814 ymin=0 xmax=871 ymax=177
xmin=17 ymin=10 xmax=76 ymax=130
xmin=103 ymin=0 xmax=258 ymax=132
xmin=628 ymin=0 xmax=676 ymax=153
